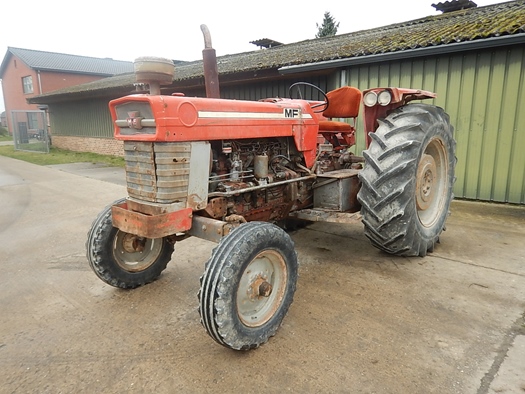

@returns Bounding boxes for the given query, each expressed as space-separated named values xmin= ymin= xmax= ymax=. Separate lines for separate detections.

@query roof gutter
xmin=278 ymin=34 xmax=525 ymax=74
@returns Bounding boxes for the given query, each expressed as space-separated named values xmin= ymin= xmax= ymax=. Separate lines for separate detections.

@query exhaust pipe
xmin=200 ymin=24 xmax=220 ymax=99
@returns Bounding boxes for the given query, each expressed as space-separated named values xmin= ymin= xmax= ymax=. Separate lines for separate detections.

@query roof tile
xmin=29 ymin=0 xmax=525 ymax=102
xmin=3 ymin=47 xmax=133 ymax=76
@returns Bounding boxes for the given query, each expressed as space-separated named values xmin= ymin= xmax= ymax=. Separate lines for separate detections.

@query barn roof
xmin=0 ymin=47 xmax=134 ymax=77
xmin=29 ymin=0 xmax=525 ymax=103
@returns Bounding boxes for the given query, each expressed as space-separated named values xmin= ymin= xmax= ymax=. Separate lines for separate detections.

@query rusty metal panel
xmin=313 ymin=169 xmax=360 ymax=212
xmin=123 ymin=141 xmax=192 ymax=203
xmin=288 ymin=208 xmax=362 ymax=223
xmin=124 ymin=142 xmax=157 ymax=201
xmin=342 ymin=46 xmax=525 ymax=204
xmin=154 ymin=142 xmax=191 ymax=202
xmin=187 ymin=215 xmax=234 ymax=243
xmin=111 ymin=202 xmax=192 ymax=239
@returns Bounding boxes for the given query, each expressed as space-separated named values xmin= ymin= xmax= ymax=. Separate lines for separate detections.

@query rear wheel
xmin=86 ymin=199 xmax=174 ymax=288
xmin=199 ymin=222 xmax=298 ymax=350
xmin=357 ymin=104 xmax=456 ymax=256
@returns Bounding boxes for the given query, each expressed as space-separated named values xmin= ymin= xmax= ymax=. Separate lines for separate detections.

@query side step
xmin=288 ymin=208 xmax=362 ymax=224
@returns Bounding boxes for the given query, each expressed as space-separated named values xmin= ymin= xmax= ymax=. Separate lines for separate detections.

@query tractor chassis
xmin=111 ymin=168 xmax=362 ymax=244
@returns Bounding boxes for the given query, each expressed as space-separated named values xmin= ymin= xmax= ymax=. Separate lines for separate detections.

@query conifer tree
xmin=315 ymin=12 xmax=340 ymax=38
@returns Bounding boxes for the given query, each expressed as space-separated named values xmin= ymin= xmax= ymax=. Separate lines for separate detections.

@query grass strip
xmin=0 ymin=145 xmax=125 ymax=167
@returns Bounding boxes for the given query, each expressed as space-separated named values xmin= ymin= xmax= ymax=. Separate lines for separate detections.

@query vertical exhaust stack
xmin=200 ymin=24 xmax=221 ymax=98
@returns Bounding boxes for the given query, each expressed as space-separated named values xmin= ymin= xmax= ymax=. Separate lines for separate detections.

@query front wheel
xmin=357 ymin=104 xmax=456 ymax=257
xmin=199 ymin=222 xmax=298 ymax=350
xmin=86 ymin=199 xmax=174 ymax=288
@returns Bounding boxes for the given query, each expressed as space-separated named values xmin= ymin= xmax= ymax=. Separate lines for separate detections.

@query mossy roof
xmin=29 ymin=0 xmax=525 ymax=103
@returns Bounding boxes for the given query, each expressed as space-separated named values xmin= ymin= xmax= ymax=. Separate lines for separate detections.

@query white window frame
xmin=22 ymin=76 xmax=33 ymax=94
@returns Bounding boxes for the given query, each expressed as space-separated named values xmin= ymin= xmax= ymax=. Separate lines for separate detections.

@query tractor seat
xmin=318 ymin=120 xmax=353 ymax=132
xmin=318 ymin=86 xmax=362 ymax=132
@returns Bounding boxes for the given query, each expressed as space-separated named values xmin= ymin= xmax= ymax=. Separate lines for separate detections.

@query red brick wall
xmin=52 ymin=136 xmax=124 ymax=157
xmin=1 ymin=55 xmax=36 ymax=132
xmin=39 ymin=71 xmax=103 ymax=93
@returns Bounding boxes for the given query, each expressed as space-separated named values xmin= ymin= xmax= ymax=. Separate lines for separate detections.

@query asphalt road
xmin=1 ymin=156 xmax=524 ymax=394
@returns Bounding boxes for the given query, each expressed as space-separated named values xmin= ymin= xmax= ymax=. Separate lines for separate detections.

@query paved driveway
xmin=1 ymin=155 xmax=524 ymax=393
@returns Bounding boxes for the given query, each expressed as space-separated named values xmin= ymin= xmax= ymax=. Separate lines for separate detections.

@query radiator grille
xmin=123 ymin=141 xmax=191 ymax=203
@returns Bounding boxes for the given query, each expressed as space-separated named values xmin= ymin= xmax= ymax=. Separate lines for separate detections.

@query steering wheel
xmin=288 ymin=82 xmax=329 ymax=113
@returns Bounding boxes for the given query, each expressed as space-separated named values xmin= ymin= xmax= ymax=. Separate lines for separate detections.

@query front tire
xmin=357 ymin=104 xmax=456 ymax=257
xmin=86 ymin=199 xmax=174 ymax=288
xmin=199 ymin=222 xmax=298 ymax=350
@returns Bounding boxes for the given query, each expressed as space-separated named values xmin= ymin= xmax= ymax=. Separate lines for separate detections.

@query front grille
xmin=123 ymin=141 xmax=191 ymax=203
xmin=115 ymin=102 xmax=156 ymax=135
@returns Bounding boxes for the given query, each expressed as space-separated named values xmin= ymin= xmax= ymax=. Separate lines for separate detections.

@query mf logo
xmin=284 ymin=108 xmax=300 ymax=118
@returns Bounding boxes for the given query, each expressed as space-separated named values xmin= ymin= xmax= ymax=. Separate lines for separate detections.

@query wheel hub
xmin=237 ymin=251 xmax=287 ymax=327
xmin=249 ymin=276 xmax=273 ymax=299
xmin=416 ymin=154 xmax=437 ymax=211
xmin=121 ymin=233 xmax=145 ymax=253
xmin=113 ymin=230 xmax=163 ymax=272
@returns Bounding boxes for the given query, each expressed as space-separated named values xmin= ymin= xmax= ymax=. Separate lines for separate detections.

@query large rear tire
xmin=199 ymin=222 xmax=298 ymax=350
xmin=357 ymin=104 xmax=456 ymax=257
xmin=86 ymin=199 xmax=174 ymax=288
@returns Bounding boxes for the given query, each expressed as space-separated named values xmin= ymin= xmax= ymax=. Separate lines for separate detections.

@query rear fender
xmin=362 ymin=88 xmax=436 ymax=148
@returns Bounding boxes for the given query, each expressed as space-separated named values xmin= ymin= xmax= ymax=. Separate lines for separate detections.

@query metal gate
xmin=11 ymin=110 xmax=50 ymax=153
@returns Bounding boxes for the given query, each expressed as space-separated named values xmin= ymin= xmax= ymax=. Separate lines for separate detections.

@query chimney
xmin=432 ymin=0 xmax=477 ymax=13
xmin=249 ymin=39 xmax=283 ymax=49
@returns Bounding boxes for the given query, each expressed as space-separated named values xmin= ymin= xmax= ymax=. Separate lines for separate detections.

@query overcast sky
xmin=0 ymin=0 xmax=509 ymax=113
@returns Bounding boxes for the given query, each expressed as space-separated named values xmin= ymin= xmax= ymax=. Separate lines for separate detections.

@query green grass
xmin=0 ymin=145 xmax=125 ymax=167
xmin=14 ymin=141 xmax=49 ymax=152
xmin=0 ymin=126 xmax=12 ymax=141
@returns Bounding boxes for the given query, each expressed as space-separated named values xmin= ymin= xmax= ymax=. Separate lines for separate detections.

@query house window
xmin=22 ymin=76 xmax=33 ymax=94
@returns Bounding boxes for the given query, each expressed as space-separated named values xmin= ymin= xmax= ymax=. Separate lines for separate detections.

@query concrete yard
xmin=1 ymin=155 xmax=524 ymax=393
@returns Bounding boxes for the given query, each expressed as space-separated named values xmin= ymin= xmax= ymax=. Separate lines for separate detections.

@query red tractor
xmin=86 ymin=26 xmax=456 ymax=350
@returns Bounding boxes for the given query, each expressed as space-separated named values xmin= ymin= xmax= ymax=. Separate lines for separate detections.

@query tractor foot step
xmin=288 ymin=208 xmax=362 ymax=224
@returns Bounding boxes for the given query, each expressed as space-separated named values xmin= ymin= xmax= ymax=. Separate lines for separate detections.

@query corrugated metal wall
xmin=49 ymin=100 xmax=114 ymax=138
xmin=220 ymin=75 xmax=330 ymax=102
xmin=343 ymin=46 xmax=525 ymax=204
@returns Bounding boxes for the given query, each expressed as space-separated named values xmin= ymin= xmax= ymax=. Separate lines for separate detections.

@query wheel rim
xmin=236 ymin=249 xmax=288 ymax=327
xmin=416 ymin=137 xmax=449 ymax=228
xmin=112 ymin=231 xmax=163 ymax=272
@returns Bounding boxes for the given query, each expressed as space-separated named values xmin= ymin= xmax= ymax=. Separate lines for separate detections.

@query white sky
xmin=0 ymin=0 xmax=509 ymax=113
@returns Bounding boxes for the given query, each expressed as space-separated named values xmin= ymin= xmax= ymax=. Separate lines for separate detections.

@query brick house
xmin=0 ymin=47 xmax=133 ymax=134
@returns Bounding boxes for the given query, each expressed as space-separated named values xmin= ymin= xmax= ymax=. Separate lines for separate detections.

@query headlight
xmin=378 ymin=90 xmax=392 ymax=106
xmin=363 ymin=91 xmax=378 ymax=107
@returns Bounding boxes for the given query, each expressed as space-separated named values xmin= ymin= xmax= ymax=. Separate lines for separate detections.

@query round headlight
xmin=378 ymin=90 xmax=392 ymax=106
xmin=363 ymin=91 xmax=378 ymax=107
